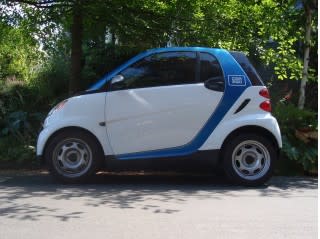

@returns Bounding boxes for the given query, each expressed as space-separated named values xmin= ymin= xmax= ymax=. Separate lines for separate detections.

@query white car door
xmin=105 ymin=51 xmax=224 ymax=155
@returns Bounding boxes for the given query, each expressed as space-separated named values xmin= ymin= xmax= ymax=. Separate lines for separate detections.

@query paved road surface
xmin=0 ymin=172 xmax=317 ymax=239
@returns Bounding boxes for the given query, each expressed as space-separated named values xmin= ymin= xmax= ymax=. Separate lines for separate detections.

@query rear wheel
xmin=222 ymin=133 xmax=277 ymax=186
xmin=44 ymin=129 xmax=103 ymax=183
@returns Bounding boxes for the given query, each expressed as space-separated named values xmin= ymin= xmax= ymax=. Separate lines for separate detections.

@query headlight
xmin=43 ymin=99 xmax=68 ymax=129
xmin=48 ymin=99 xmax=68 ymax=117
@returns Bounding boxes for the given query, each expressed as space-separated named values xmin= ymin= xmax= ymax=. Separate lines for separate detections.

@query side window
xmin=200 ymin=52 xmax=224 ymax=83
xmin=114 ymin=51 xmax=196 ymax=90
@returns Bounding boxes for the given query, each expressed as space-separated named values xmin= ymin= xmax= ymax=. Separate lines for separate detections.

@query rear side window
xmin=230 ymin=51 xmax=264 ymax=86
xmin=199 ymin=52 xmax=224 ymax=82
xmin=118 ymin=51 xmax=196 ymax=90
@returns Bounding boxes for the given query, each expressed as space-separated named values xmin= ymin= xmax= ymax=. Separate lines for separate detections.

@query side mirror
xmin=111 ymin=74 xmax=125 ymax=90
xmin=111 ymin=74 xmax=124 ymax=84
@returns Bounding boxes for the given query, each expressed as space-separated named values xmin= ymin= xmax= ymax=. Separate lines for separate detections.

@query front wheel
xmin=222 ymin=133 xmax=277 ymax=186
xmin=44 ymin=129 xmax=103 ymax=183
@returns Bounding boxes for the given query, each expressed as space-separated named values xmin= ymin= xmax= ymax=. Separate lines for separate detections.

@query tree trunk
xmin=298 ymin=4 xmax=312 ymax=109
xmin=69 ymin=2 xmax=83 ymax=95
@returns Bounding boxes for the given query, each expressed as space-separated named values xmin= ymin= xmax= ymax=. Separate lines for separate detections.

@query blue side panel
xmin=107 ymin=47 xmax=252 ymax=160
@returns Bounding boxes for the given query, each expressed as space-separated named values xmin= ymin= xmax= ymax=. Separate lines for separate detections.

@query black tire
xmin=44 ymin=129 xmax=104 ymax=183
xmin=222 ymin=133 xmax=277 ymax=186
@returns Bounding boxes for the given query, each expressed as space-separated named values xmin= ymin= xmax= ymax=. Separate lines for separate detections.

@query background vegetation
xmin=0 ymin=0 xmax=317 ymax=174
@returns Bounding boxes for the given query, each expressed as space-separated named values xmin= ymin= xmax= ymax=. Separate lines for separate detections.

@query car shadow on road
xmin=0 ymin=172 xmax=317 ymax=221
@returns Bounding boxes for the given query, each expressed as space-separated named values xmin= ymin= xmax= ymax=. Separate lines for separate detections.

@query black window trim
xmin=196 ymin=51 xmax=201 ymax=83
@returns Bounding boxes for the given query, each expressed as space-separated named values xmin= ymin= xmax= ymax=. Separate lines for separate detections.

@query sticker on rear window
xmin=228 ymin=75 xmax=246 ymax=86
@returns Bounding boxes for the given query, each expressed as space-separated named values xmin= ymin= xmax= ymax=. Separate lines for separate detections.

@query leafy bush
xmin=0 ymin=80 xmax=47 ymax=167
xmin=273 ymin=102 xmax=318 ymax=172
xmin=31 ymin=56 xmax=69 ymax=100
xmin=0 ymin=136 xmax=37 ymax=166
xmin=1 ymin=111 xmax=44 ymax=144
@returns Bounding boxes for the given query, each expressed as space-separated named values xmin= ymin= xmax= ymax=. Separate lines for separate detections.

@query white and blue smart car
xmin=37 ymin=47 xmax=281 ymax=185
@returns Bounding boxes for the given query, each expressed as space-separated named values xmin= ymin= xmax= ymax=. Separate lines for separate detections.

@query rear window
xmin=230 ymin=51 xmax=264 ymax=86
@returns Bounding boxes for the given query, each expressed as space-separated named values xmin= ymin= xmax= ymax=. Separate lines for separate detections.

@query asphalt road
xmin=0 ymin=172 xmax=317 ymax=239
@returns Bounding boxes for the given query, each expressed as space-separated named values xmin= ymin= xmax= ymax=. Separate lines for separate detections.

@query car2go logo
xmin=37 ymin=47 xmax=282 ymax=186
xmin=228 ymin=75 xmax=246 ymax=86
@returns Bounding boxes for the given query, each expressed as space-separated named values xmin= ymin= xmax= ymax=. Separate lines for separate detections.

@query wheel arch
xmin=42 ymin=126 xmax=104 ymax=163
xmin=220 ymin=125 xmax=280 ymax=161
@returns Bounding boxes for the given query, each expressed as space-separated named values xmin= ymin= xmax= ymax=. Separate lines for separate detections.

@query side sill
xmin=37 ymin=155 xmax=45 ymax=165
xmin=103 ymin=150 xmax=221 ymax=172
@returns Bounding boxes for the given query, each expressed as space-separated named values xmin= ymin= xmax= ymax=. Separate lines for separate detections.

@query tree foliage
xmin=0 ymin=19 xmax=42 ymax=82
xmin=2 ymin=0 xmax=317 ymax=90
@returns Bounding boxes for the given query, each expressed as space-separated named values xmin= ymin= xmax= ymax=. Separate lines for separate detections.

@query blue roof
xmin=145 ymin=47 xmax=220 ymax=52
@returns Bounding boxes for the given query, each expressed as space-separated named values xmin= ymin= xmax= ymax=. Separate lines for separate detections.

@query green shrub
xmin=273 ymin=102 xmax=318 ymax=172
xmin=31 ymin=56 xmax=69 ymax=100
xmin=0 ymin=136 xmax=37 ymax=167
xmin=274 ymin=102 xmax=317 ymax=132
xmin=1 ymin=110 xmax=44 ymax=144
xmin=0 ymin=79 xmax=47 ymax=167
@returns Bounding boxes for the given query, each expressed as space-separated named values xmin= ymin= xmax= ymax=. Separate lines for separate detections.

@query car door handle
xmin=204 ymin=77 xmax=225 ymax=92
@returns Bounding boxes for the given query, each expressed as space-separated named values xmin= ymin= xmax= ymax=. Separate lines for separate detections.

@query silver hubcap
xmin=232 ymin=140 xmax=270 ymax=180
xmin=53 ymin=138 xmax=92 ymax=178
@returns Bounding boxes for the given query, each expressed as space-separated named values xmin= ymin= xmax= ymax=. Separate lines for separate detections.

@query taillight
xmin=260 ymin=100 xmax=271 ymax=112
xmin=259 ymin=88 xmax=270 ymax=99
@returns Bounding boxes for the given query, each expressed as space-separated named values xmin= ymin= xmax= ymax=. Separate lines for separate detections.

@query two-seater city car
xmin=37 ymin=47 xmax=282 ymax=186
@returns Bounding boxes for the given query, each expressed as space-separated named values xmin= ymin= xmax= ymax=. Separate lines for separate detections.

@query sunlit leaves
xmin=0 ymin=20 xmax=43 ymax=82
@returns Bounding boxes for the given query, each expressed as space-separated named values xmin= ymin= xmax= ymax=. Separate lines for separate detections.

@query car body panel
xmin=36 ymin=93 xmax=114 ymax=156
xmin=106 ymin=83 xmax=223 ymax=154
xmin=199 ymin=86 xmax=282 ymax=150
